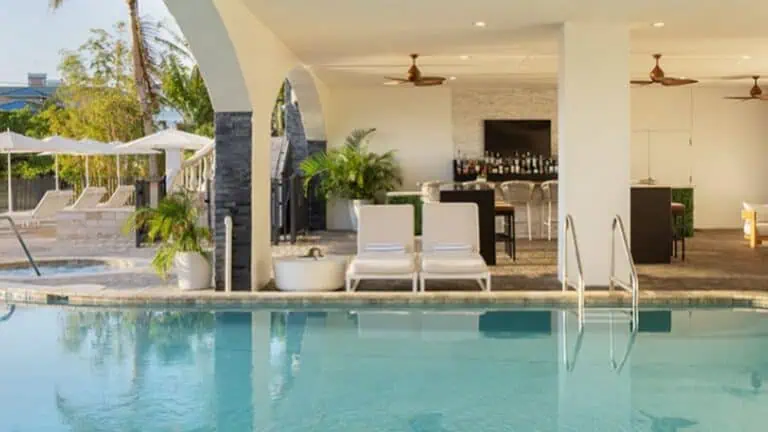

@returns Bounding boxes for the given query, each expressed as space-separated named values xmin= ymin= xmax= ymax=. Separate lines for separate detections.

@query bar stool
xmin=671 ymin=202 xmax=686 ymax=261
xmin=541 ymin=180 xmax=558 ymax=241
xmin=500 ymin=181 xmax=536 ymax=241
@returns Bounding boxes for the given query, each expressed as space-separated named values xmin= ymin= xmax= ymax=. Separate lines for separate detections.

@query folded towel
xmin=365 ymin=243 xmax=406 ymax=253
xmin=433 ymin=243 xmax=472 ymax=252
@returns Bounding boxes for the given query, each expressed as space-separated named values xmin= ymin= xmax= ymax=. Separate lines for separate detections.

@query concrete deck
xmin=0 ymin=228 xmax=766 ymax=307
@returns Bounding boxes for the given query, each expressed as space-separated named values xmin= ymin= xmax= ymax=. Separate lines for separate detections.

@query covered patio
xmin=161 ymin=0 xmax=768 ymax=292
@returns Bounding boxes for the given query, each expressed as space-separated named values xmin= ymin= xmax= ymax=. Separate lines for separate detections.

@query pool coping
xmin=1 ymin=281 xmax=768 ymax=310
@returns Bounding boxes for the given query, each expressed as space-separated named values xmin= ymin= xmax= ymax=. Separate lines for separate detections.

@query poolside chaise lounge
xmin=420 ymin=202 xmax=491 ymax=292
xmin=98 ymin=185 xmax=135 ymax=208
xmin=1 ymin=190 xmax=74 ymax=227
xmin=346 ymin=204 xmax=418 ymax=292
xmin=68 ymin=186 xmax=108 ymax=210
xmin=742 ymin=202 xmax=768 ymax=248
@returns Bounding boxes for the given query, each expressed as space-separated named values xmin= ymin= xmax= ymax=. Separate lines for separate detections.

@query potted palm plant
xmin=124 ymin=191 xmax=212 ymax=290
xmin=300 ymin=128 xmax=402 ymax=230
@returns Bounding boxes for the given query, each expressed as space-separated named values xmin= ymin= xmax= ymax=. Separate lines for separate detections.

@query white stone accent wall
xmin=56 ymin=209 xmax=133 ymax=240
xmin=451 ymin=86 xmax=558 ymax=157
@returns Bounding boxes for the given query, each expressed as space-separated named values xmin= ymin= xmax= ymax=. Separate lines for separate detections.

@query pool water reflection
xmin=0 ymin=306 xmax=766 ymax=431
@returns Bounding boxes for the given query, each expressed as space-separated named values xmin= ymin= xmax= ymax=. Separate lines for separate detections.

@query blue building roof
xmin=0 ymin=86 xmax=56 ymax=99
xmin=0 ymin=100 xmax=38 ymax=112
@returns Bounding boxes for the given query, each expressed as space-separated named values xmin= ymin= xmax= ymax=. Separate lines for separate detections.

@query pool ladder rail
xmin=562 ymin=214 xmax=639 ymax=331
xmin=560 ymin=309 xmax=638 ymax=374
xmin=0 ymin=216 xmax=41 ymax=277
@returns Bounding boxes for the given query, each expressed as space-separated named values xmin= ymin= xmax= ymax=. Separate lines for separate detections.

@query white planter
xmin=349 ymin=199 xmax=372 ymax=231
xmin=273 ymin=255 xmax=348 ymax=291
xmin=175 ymin=252 xmax=212 ymax=290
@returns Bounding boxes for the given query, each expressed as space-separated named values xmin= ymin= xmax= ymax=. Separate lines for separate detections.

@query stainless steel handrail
xmin=562 ymin=214 xmax=585 ymax=330
xmin=0 ymin=216 xmax=41 ymax=276
xmin=609 ymin=215 xmax=639 ymax=328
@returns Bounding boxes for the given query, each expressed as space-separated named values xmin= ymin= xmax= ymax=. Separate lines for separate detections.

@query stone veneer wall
xmin=451 ymin=86 xmax=558 ymax=157
xmin=213 ymin=111 xmax=252 ymax=291
xmin=56 ymin=209 xmax=133 ymax=241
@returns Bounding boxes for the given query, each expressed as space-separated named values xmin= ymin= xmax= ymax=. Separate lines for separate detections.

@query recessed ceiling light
xmin=742 ymin=55 xmax=752 ymax=60
xmin=449 ymin=76 xmax=457 ymax=81
xmin=459 ymin=55 xmax=470 ymax=60
xmin=652 ymin=22 xmax=665 ymax=28
xmin=474 ymin=21 xmax=487 ymax=28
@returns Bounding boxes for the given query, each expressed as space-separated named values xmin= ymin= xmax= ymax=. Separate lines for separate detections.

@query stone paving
xmin=1 ymin=227 xmax=767 ymax=306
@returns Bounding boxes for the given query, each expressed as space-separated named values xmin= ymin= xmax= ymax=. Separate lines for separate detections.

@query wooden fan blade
xmin=415 ymin=76 xmax=445 ymax=86
xmin=383 ymin=77 xmax=410 ymax=86
xmin=723 ymin=96 xmax=755 ymax=100
xmin=660 ymin=77 xmax=698 ymax=86
xmin=630 ymin=80 xmax=654 ymax=85
xmin=759 ymin=95 xmax=768 ymax=101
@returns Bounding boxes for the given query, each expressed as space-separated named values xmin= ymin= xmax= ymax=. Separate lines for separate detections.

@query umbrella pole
xmin=116 ymin=154 xmax=121 ymax=186
xmin=54 ymin=154 xmax=60 ymax=191
xmin=6 ymin=152 xmax=13 ymax=213
xmin=85 ymin=156 xmax=90 ymax=188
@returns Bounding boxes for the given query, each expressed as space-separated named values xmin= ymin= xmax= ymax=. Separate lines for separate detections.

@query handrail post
xmin=0 ymin=216 xmax=40 ymax=276
xmin=224 ymin=215 xmax=233 ymax=293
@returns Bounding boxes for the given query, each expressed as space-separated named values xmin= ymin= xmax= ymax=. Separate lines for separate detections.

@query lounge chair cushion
xmin=421 ymin=251 xmax=487 ymax=274
xmin=348 ymin=252 xmax=416 ymax=275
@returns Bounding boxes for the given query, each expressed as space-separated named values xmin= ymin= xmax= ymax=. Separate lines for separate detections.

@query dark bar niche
xmin=453 ymin=119 xmax=558 ymax=182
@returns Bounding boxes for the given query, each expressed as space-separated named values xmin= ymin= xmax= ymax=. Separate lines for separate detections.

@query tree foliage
xmin=160 ymin=56 xmax=213 ymax=137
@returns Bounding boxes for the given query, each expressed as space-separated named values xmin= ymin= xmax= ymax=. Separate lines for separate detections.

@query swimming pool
xmin=0 ymin=305 xmax=765 ymax=431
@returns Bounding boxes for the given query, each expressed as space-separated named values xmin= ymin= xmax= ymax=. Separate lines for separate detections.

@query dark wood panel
xmin=631 ymin=187 xmax=671 ymax=264
xmin=440 ymin=189 xmax=496 ymax=265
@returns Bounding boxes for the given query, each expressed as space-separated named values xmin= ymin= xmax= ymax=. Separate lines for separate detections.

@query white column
xmin=558 ymin=23 xmax=630 ymax=286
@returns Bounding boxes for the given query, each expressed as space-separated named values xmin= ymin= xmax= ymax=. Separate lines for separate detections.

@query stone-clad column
xmin=214 ymin=111 xmax=252 ymax=291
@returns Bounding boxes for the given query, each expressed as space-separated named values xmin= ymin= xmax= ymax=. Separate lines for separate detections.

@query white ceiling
xmin=243 ymin=0 xmax=768 ymax=88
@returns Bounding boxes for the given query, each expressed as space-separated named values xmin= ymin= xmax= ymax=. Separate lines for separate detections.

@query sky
xmin=0 ymin=0 xmax=178 ymax=85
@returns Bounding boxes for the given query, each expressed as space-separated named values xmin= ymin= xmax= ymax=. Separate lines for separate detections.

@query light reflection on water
xmin=0 ymin=306 xmax=765 ymax=431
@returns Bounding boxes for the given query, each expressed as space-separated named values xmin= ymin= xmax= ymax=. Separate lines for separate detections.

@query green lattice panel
xmin=671 ymin=187 xmax=694 ymax=237
xmin=386 ymin=195 xmax=423 ymax=236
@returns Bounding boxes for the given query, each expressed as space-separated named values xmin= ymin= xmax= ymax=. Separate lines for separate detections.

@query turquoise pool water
xmin=0 ymin=306 xmax=765 ymax=431
xmin=0 ymin=263 xmax=109 ymax=277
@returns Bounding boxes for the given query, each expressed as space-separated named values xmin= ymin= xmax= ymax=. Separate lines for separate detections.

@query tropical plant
xmin=51 ymin=0 xmax=161 ymax=175
xmin=160 ymin=56 xmax=214 ymax=136
xmin=300 ymin=128 xmax=402 ymax=200
xmin=123 ymin=192 xmax=211 ymax=278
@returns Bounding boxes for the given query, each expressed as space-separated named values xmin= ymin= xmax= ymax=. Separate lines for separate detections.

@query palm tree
xmin=50 ymin=0 xmax=160 ymax=175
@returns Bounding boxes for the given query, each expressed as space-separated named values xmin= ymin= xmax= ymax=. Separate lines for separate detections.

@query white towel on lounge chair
xmin=433 ymin=243 xmax=472 ymax=252
xmin=364 ymin=243 xmax=406 ymax=253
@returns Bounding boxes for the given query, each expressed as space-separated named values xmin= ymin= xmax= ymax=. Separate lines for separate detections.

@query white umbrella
xmin=40 ymin=137 xmax=110 ymax=189
xmin=101 ymin=142 xmax=159 ymax=185
xmin=116 ymin=129 xmax=212 ymax=151
xmin=0 ymin=130 xmax=47 ymax=213
xmin=118 ymin=130 xmax=213 ymax=188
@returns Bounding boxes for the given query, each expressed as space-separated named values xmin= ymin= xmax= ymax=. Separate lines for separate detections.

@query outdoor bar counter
xmin=631 ymin=184 xmax=672 ymax=264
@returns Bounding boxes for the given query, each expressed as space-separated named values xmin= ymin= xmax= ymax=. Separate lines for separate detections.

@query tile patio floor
xmin=1 ymin=227 xmax=767 ymax=293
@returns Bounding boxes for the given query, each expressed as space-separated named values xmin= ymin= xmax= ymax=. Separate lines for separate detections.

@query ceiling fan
xmin=724 ymin=76 xmax=768 ymax=101
xmin=631 ymin=53 xmax=698 ymax=86
xmin=384 ymin=54 xmax=446 ymax=87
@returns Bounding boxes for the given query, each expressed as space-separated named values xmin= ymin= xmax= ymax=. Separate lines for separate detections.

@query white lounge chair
xmin=346 ymin=204 xmax=418 ymax=292
xmin=1 ymin=190 xmax=74 ymax=227
xmin=68 ymin=186 xmax=107 ymax=210
xmin=420 ymin=202 xmax=491 ymax=292
xmin=98 ymin=185 xmax=134 ymax=208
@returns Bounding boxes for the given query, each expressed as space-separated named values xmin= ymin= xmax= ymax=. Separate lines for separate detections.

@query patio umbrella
xmin=40 ymin=137 xmax=111 ymax=189
xmin=117 ymin=129 xmax=213 ymax=187
xmin=100 ymin=143 xmax=160 ymax=185
xmin=0 ymin=130 xmax=46 ymax=212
